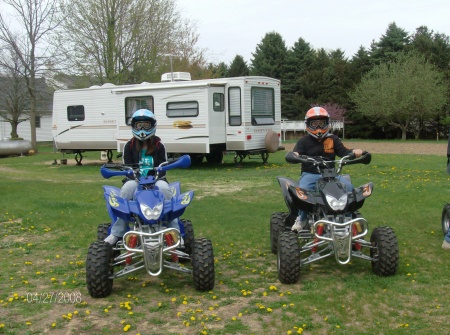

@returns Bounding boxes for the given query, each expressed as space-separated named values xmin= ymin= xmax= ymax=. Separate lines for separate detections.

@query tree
xmin=370 ymin=22 xmax=410 ymax=64
xmin=0 ymin=49 xmax=29 ymax=139
xmin=0 ymin=0 xmax=61 ymax=149
xmin=228 ymin=55 xmax=249 ymax=77
xmin=350 ymin=53 xmax=447 ymax=140
xmin=250 ymin=31 xmax=287 ymax=79
xmin=57 ymin=0 xmax=207 ymax=84
xmin=282 ymin=37 xmax=315 ymax=119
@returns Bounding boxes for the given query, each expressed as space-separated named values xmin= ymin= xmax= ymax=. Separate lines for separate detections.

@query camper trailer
xmin=52 ymin=73 xmax=281 ymax=165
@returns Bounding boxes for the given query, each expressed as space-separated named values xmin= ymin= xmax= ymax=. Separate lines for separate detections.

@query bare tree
xmin=0 ymin=48 xmax=30 ymax=138
xmin=0 ymin=0 xmax=61 ymax=149
xmin=57 ymin=0 xmax=207 ymax=84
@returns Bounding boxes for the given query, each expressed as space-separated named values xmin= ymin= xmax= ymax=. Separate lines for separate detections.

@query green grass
xmin=0 ymin=142 xmax=449 ymax=335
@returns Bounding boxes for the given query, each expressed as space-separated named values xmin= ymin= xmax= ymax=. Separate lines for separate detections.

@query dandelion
xmin=269 ymin=285 xmax=277 ymax=291
xmin=104 ymin=308 xmax=109 ymax=313
xmin=85 ymin=310 xmax=91 ymax=315
xmin=267 ymin=308 xmax=273 ymax=313
xmin=171 ymin=297 xmax=176 ymax=302
xmin=123 ymin=324 xmax=131 ymax=332
xmin=51 ymin=322 xmax=56 ymax=327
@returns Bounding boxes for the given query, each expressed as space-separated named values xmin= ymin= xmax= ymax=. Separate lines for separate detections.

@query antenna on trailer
xmin=163 ymin=53 xmax=175 ymax=82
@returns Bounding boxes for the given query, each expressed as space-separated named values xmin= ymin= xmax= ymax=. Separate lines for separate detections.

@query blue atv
xmin=86 ymin=155 xmax=215 ymax=298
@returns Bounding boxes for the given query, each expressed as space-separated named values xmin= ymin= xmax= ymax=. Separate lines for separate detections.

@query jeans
xmin=110 ymin=179 xmax=177 ymax=237
xmin=298 ymin=172 xmax=354 ymax=222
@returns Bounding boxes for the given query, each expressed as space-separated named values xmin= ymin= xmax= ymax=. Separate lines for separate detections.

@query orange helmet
xmin=305 ymin=107 xmax=331 ymax=139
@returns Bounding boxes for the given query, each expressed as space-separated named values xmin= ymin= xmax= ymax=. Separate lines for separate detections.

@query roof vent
xmin=161 ymin=72 xmax=191 ymax=82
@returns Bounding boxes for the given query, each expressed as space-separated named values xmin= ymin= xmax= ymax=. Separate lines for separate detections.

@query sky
xmin=176 ymin=0 xmax=450 ymax=65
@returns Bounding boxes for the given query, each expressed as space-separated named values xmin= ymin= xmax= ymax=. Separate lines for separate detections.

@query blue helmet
xmin=131 ymin=109 xmax=157 ymax=141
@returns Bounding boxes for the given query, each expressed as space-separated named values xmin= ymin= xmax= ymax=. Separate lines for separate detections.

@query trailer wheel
xmin=206 ymin=150 xmax=223 ymax=164
xmin=265 ymin=130 xmax=279 ymax=153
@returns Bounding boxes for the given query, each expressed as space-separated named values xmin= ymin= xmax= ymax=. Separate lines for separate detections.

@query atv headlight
xmin=326 ymin=194 xmax=347 ymax=211
xmin=140 ymin=203 xmax=163 ymax=220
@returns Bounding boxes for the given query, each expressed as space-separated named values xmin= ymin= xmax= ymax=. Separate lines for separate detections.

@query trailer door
xmin=208 ymin=86 xmax=226 ymax=144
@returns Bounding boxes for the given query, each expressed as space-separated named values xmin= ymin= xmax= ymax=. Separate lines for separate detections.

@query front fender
xmin=103 ymin=185 xmax=131 ymax=221
xmin=276 ymin=176 xmax=316 ymax=213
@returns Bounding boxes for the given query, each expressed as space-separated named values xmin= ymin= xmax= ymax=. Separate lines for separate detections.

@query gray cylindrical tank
xmin=0 ymin=139 xmax=33 ymax=156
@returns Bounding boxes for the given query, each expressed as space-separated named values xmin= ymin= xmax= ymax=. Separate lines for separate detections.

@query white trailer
xmin=52 ymin=73 xmax=281 ymax=165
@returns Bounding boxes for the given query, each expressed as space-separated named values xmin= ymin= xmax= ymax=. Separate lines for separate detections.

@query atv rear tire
xmin=97 ymin=223 xmax=111 ymax=241
xmin=370 ymin=226 xmax=399 ymax=276
xmin=277 ymin=231 xmax=300 ymax=284
xmin=180 ymin=219 xmax=194 ymax=255
xmin=86 ymin=241 xmax=114 ymax=298
xmin=270 ymin=212 xmax=289 ymax=254
xmin=191 ymin=238 xmax=215 ymax=291
xmin=441 ymin=203 xmax=450 ymax=236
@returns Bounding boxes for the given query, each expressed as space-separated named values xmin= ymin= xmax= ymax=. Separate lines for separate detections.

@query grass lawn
xmin=0 ymin=142 xmax=449 ymax=335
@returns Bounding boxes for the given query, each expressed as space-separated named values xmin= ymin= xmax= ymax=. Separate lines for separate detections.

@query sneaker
xmin=104 ymin=235 xmax=119 ymax=245
xmin=292 ymin=217 xmax=307 ymax=232
xmin=442 ymin=240 xmax=450 ymax=250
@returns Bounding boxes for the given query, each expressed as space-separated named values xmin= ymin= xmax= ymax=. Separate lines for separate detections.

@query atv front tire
xmin=191 ymin=238 xmax=215 ymax=291
xmin=270 ymin=212 xmax=289 ymax=254
xmin=441 ymin=203 xmax=450 ymax=236
xmin=86 ymin=241 xmax=114 ymax=298
xmin=277 ymin=231 xmax=301 ymax=284
xmin=370 ymin=226 xmax=399 ymax=276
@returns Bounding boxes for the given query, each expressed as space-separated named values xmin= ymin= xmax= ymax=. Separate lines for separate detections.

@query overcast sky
xmin=176 ymin=0 xmax=450 ymax=65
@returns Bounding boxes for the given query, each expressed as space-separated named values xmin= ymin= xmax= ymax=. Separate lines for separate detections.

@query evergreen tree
xmin=370 ymin=22 xmax=410 ymax=64
xmin=283 ymin=38 xmax=315 ymax=119
xmin=228 ymin=55 xmax=249 ymax=77
xmin=250 ymin=31 xmax=287 ymax=79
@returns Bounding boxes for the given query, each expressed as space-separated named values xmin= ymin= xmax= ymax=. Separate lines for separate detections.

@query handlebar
xmin=285 ymin=151 xmax=371 ymax=173
xmin=100 ymin=154 xmax=191 ymax=179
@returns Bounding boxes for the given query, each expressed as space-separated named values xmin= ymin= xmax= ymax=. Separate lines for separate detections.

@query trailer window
xmin=125 ymin=96 xmax=154 ymax=125
xmin=67 ymin=105 xmax=85 ymax=121
xmin=166 ymin=101 xmax=199 ymax=117
xmin=228 ymin=87 xmax=241 ymax=126
xmin=251 ymin=87 xmax=275 ymax=125
xmin=213 ymin=93 xmax=224 ymax=112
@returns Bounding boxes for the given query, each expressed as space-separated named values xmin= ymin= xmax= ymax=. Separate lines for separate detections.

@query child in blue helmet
xmin=104 ymin=109 xmax=179 ymax=244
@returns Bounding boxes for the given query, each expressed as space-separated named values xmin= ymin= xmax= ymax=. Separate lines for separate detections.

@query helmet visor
xmin=309 ymin=119 xmax=328 ymax=130
xmin=135 ymin=120 xmax=155 ymax=131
